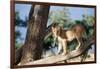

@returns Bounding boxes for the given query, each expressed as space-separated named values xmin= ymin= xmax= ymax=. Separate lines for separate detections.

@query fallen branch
xmin=22 ymin=36 xmax=95 ymax=65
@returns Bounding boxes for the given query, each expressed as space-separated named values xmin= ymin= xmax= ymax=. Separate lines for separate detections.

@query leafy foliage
xmin=48 ymin=7 xmax=71 ymax=28
xmin=43 ymin=35 xmax=54 ymax=50
xmin=44 ymin=7 xmax=95 ymax=52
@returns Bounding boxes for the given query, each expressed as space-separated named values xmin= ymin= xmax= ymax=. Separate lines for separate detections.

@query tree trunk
xmin=15 ymin=5 xmax=35 ymax=65
xmin=19 ymin=5 xmax=50 ymax=65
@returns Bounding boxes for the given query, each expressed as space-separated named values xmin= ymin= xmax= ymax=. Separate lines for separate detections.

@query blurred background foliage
xmin=44 ymin=7 xmax=94 ymax=51
xmin=15 ymin=7 xmax=94 ymax=51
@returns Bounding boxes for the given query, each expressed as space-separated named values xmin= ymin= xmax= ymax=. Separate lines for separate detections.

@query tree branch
xmin=22 ymin=36 xmax=95 ymax=65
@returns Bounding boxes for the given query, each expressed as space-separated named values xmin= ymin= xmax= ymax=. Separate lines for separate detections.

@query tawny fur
xmin=51 ymin=23 xmax=86 ymax=55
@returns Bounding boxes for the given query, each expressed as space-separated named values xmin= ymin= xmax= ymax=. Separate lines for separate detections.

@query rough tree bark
xmin=15 ymin=4 xmax=35 ymax=65
xmin=18 ymin=5 xmax=50 ymax=65
xmin=15 ymin=23 xmax=52 ymax=65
